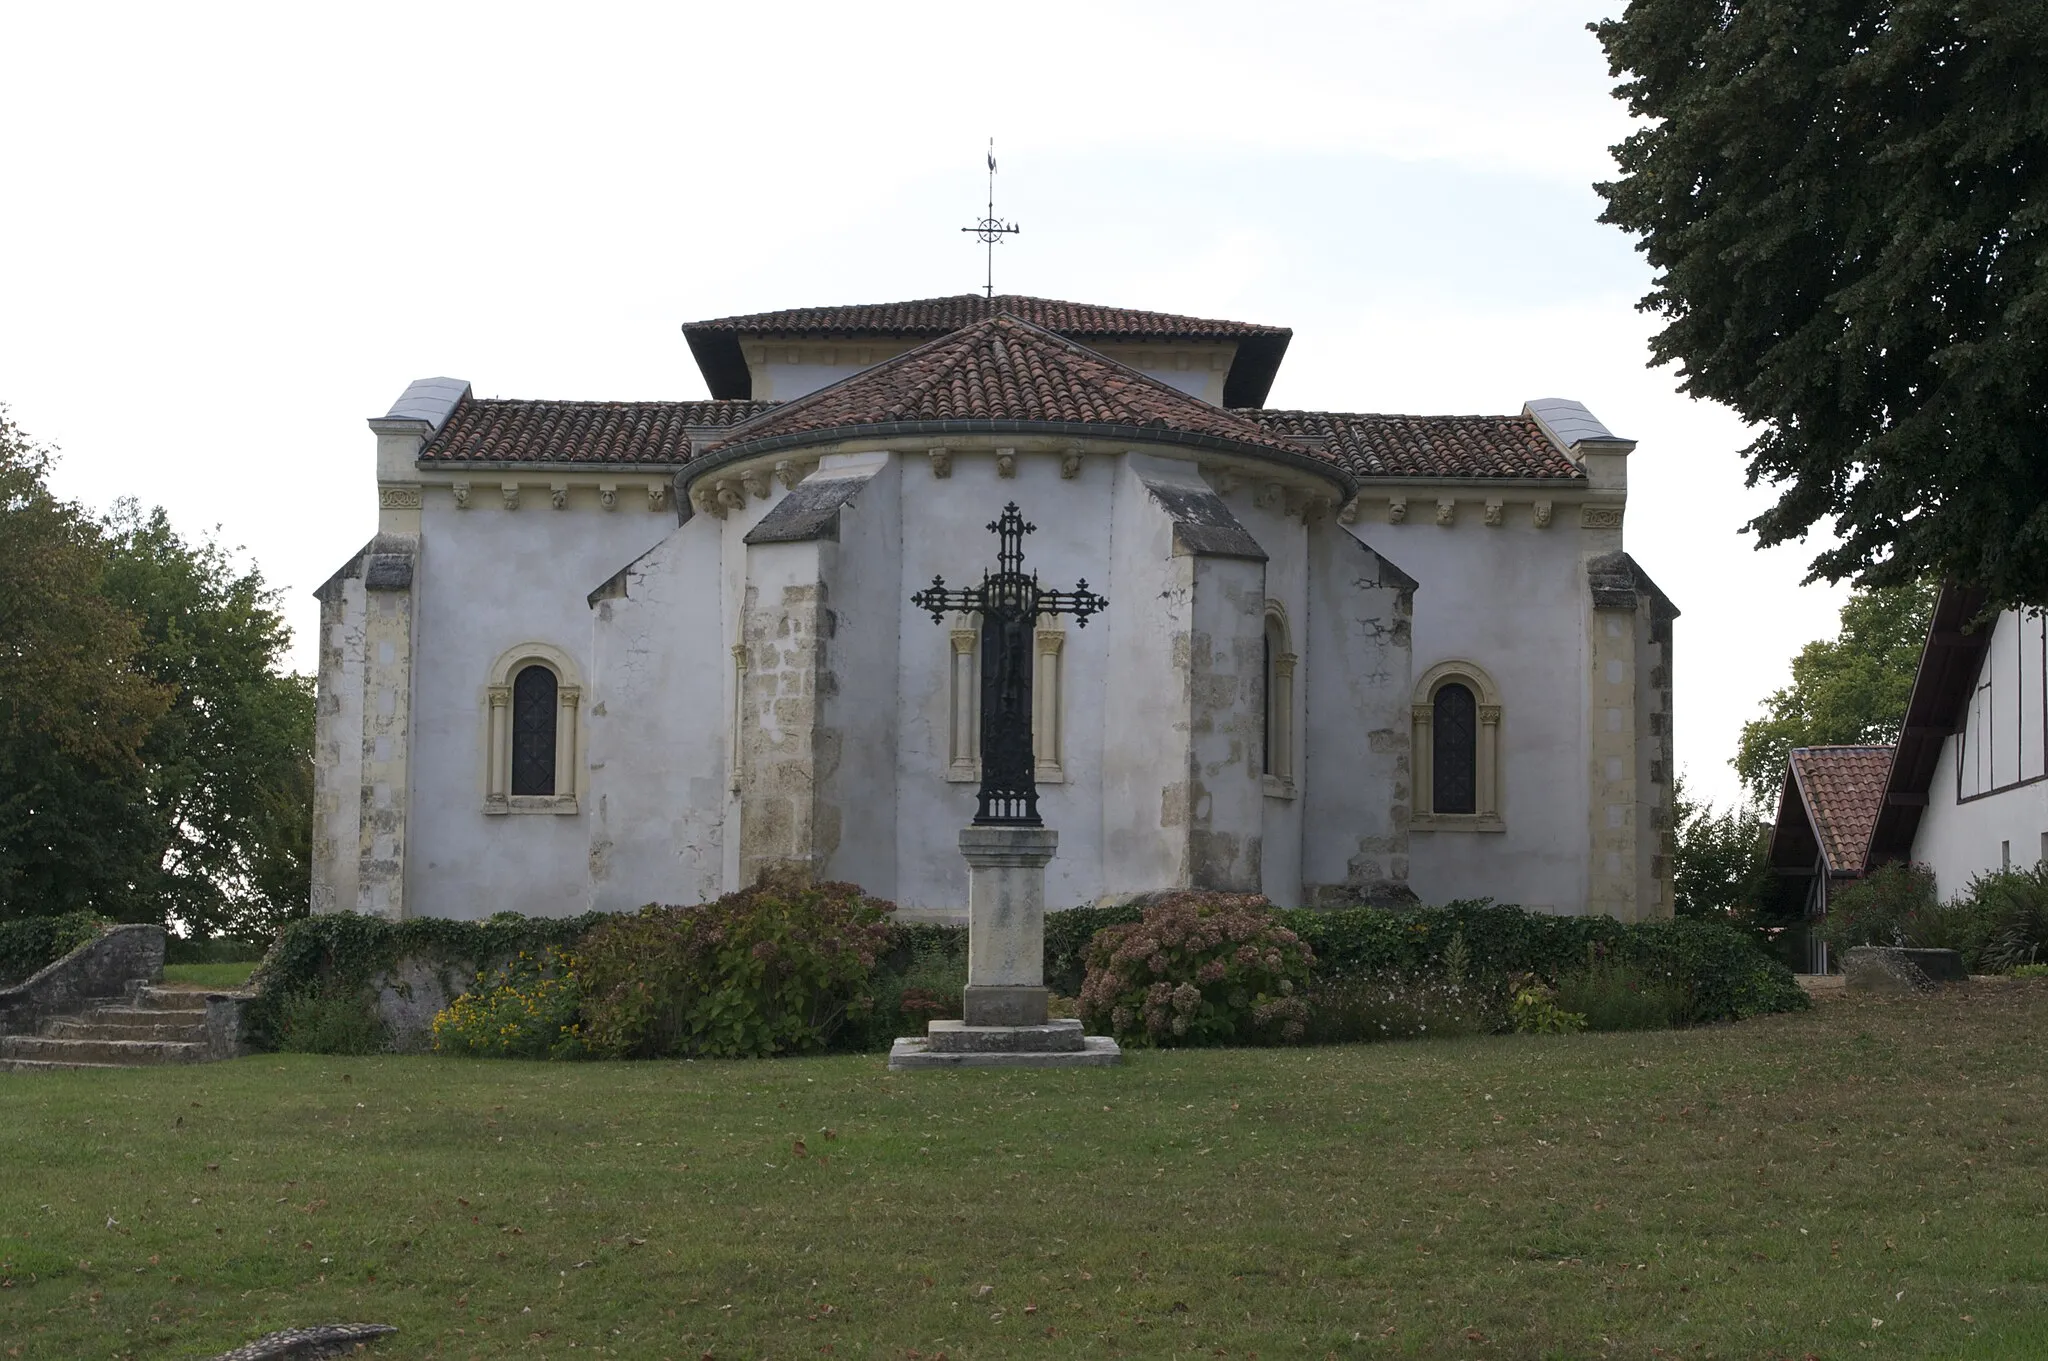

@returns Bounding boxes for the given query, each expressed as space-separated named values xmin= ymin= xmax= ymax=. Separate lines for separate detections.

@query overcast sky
xmin=0 ymin=1 xmax=1846 ymax=812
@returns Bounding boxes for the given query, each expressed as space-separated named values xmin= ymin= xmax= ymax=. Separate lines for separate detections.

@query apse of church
xmin=313 ymin=297 xmax=1675 ymax=924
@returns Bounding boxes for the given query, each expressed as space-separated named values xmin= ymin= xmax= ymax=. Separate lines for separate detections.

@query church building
xmin=313 ymin=295 xmax=1676 ymax=922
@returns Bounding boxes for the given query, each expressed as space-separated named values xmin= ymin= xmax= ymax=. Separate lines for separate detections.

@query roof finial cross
xmin=960 ymin=137 xmax=1019 ymax=301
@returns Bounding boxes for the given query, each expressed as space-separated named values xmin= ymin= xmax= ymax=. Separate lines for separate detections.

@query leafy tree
xmin=0 ymin=409 xmax=311 ymax=937
xmin=100 ymin=502 xmax=314 ymax=941
xmin=1593 ymin=4 xmax=2048 ymax=608
xmin=1733 ymin=581 xmax=1935 ymax=807
xmin=0 ymin=409 xmax=170 ymax=919
xmin=1670 ymin=777 xmax=1771 ymax=923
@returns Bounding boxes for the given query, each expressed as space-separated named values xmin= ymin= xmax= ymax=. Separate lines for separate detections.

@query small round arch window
xmin=509 ymin=664 xmax=559 ymax=796
xmin=1430 ymin=682 xmax=1477 ymax=814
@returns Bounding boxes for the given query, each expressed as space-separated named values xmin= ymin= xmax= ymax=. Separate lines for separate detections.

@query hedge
xmin=0 ymin=912 xmax=107 ymax=987
xmin=243 ymin=910 xmax=609 ymax=1050
xmin=247 ymin=898 xmax=1805 ymax=1052
xmin=1054 ymin=900 xmax=1804 ymax=1023
xmin=1275 ymin=901 xmax=1807 ymax=1022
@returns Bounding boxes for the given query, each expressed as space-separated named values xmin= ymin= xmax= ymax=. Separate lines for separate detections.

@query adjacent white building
xmin=1770 ymin=585 xmax=2048 ymax=965
xmin=313 ymin=295 xmax=1677 ymax=922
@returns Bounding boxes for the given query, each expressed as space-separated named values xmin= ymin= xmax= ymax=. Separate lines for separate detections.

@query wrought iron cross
xmin=959 ymin=138 xmax=1019 ymax=300
xmin=912 ymin=503 xmax=1107 ymax=826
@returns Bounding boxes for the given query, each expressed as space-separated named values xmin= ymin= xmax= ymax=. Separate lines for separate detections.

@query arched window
xmin=510 ymin=664 xmax=558 ymax=796
xmin=484 ymin=643 xmax=583 ymax=814
xmin=1431 ymin=682 xmax=1477 ymax=814
xmin=1411 ymin=662 xmax=1502 ymax=831
xmin=1262 ymin=604 xmax=1296 ymax=792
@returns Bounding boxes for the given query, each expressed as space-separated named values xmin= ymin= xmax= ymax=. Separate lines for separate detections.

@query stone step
xmin=0 ymin=1034 xmax=207 ymax=1066
xmin=44 ymin=1013 xmax=207 ymax=1042
xmin=0 ymin=1057 xmax=128 ymax=1073
xmin=132 ymin=986 xmax=211 ymax=1013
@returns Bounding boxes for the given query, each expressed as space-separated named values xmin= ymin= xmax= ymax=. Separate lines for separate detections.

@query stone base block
xmin=887 ymin=1035 xmax=1122 ymax=1070
xmin=926 ymin=1019 xmax=1085 ymax=1054
xmin=1844 ymin=946 xmax=1968 ymax=994
xmin=962 ymin=984 xmax=1048 ymax=1027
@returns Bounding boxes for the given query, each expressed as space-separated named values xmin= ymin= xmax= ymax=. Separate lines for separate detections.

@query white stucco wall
xmin=1299 ymin=526 xmax=1413 ymax=902
xmin=330 ymin=440 xmax=1627 ymax=921
xmin=1098 ymin=454 xmax=1199 ymax=895
xmin=816 ymin=457 xmax=903 ymax=896
xmin=404 ymin=491 xmax=677 ymax=920
xmin=892 ymin=450 xmax=1119 ymax=909
xmin=586 ymin=515 xmax=729 ymax=910
xmin=1349 ymin=505 xmax=1592 ymax=912
xmin=1915 ymin=750 xmax=2048 ymax=897
xmin=1913 ymin=610 xmax=2048 ymax=896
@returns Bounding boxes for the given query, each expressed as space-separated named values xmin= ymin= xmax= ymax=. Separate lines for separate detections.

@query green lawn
xmin=2 ymin=986 xmax=2044 ymax=1360
xmin=160 ymin=962 xmax=257 ymax=990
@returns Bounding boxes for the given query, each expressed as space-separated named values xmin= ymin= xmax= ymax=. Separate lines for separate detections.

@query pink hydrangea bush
xmin=1077 ymin=892 xmax=1313 ymax=1046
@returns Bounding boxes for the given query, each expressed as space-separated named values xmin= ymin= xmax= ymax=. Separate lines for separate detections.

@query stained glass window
xmin=511 ymin=664 xmax=557 ymax=796
xmin=1432 ymin=682 xmax=1476 ymax=814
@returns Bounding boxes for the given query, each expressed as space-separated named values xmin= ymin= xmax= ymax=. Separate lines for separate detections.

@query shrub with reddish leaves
xmin=1077 ymin=892 xmax=1313 ymax=1046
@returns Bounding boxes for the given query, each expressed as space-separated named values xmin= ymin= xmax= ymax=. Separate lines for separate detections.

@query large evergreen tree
xmin=1593 ymin=3 xmax=2048 ymax=607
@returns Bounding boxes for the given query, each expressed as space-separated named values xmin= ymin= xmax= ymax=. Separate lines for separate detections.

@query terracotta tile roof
xmin=684 ymin=294 xmax=1287 ymax=341
xmin=1790 ymin=746 xmax=1896 ymax=874
xmin=697 ymin=313 xmax=1313 ymax=462
xmin=418 ymin=397 xmax=777 ymax=465
xmin=683 ymin=295 xmax=1293 ymax=407
xmin=1238 ymin=410 xmax=1585 ymax=481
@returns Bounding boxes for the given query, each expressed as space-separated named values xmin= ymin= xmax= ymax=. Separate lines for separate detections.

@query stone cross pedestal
xmin=961 ymin=825 xmax=1057 ymax=1025
xmin=887 ymin=825 xmax=1121 ymax=1069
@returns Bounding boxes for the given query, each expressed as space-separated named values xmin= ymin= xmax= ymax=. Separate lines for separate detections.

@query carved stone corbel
xmin=741 ymin=471 xmax=769 ymax=500
xmin=598 ymin=482 xmax=618 ymax=511
xmin=1483 ymin=499 xmax=1504 ymax=527
xmin=929 ymin=448 xmax=952 ymax=479
xmin=1337 ymin=496 xmax=1360 ymax=525
xmin=647 ymin=482 xmax=669 ymax=513
xmin=1284 ymin=487 xmax=1310 ymax=519
xmin=692 ymin=483 xmax=726 ymax=519
xmin=1060 ymin=448 xmax=1084 ymax=479
xmin=1435 ymin=498 xmax=1456 ymax=526
xmin=550 ymin=482 xmax=569 ymax=510
xmin=1533 ymin=500 xmax=1554 ymax=528
xmin=714 ymin=480 xmax=744 ymax=514
xmin=995 ymin=448 xmax=1017 ymax=479
xmin=1581 ymin=505 xmax=1624 ymax=529
xmin=774 ymin=460 xmax=805 ymax=490
xmin=1387 ymin=496 xmax=1408 ymax=524
xmin=1215 ymin=468 xmax=1239 ymax=496
xmin=452 ymin=481 xmax=471 ymax=509
xmin=501 ymin=482 xmax=521 ymax=511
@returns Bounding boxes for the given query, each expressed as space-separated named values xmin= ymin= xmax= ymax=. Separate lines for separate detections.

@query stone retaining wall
xmin=0 ymin=924 xmax=165 ymax=1035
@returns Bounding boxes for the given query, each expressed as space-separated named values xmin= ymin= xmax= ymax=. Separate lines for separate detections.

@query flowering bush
xmin=1078 ymin=892 xmax=1313 ymax=1046
xmin=431 ymin=947 xmax=584 ymax=1058
xmin=576 ymin=875 xmax=894 ymax=1059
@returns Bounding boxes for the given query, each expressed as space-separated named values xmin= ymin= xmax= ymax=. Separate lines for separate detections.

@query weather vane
xmin=960 ymin=137 xmax=1019 ymax=300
